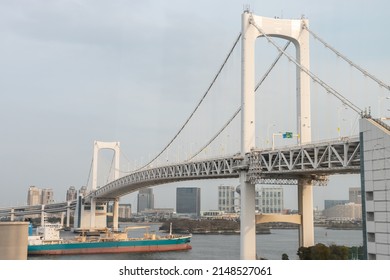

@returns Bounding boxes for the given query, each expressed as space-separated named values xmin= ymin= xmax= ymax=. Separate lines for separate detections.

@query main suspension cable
xmin=187 ymin=41 xmax=291 ymax=161
xmin=85 ymin=158 xmax=93 ymax=190
xmin=303 ymin=24 xmax=390 ymax=91
xmin=133 ymin=32 xmax=242 ymax=171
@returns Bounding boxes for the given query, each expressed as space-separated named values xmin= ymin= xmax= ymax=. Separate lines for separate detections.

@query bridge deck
xmin=89 ymin=137 xmax=361 ymax=200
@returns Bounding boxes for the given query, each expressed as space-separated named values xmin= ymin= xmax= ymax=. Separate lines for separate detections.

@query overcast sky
xmin=0 ymin=0 xmax=389 ymax=211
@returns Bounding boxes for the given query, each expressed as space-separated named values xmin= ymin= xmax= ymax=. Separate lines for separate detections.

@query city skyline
xmin=18 ymin=181 xmax=359 ymax=212
xmin=0 ymin=1 xmax=388 ymax=211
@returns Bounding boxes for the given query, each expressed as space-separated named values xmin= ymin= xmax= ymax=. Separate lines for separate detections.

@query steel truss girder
xmin=0 ymin=138 xmax=363 ymax=215
xmin=248 ymin=137 xmax=361 ymax=184
xmin=87 ymin=137 xmax=361 ymax=200
xmin=91 ymin=157 xmax=242 ymax=200
xmin=249 ymin=175 xmax=330 ymax=186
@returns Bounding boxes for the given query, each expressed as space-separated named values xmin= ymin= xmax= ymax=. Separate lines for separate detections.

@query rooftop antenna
xmin=243 ymin=4 xmax=251 ymax=13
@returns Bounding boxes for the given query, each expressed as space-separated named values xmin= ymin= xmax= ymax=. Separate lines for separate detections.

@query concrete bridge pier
xmin=112 ymin=198 xmax=119 ymax=231
xmin=66 ymin=201 xmax=71 ymax=228
xmin=10 ymin=208 xmax=14 ymax=222
xmin=90 ymin=198 xmax=96 ymax=230
xmin=40 ymin=205 xmax=45 ymax=226
xmin=298 ymin=178 xmax=314 ymax=247
xmin=239 ymin=178 xmax=257 ymax=260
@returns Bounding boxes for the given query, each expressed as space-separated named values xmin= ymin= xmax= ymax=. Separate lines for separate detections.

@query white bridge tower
xmin=240 ymin=11 xmax=312 ymax=259
xmin=75 ymin=141 xmax=121 ymax=231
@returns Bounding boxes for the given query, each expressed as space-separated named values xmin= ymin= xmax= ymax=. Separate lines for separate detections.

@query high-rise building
xmin=235 ymin=185 xmax=284 ymax=213
xmin=324 ymin=200 xmax=349 ymax=209
xmin=360 ymin=115 xmax=390 ymax=259
xmin=118 ymin=204 xmax=132 ymax=219
xmin=349 ymin=187 xmax=362 ymax=204
xmin=79 ymin=186 xmax=87 ymax=197
xmin=323 ymin=203 xmax=362 ymax=220
xmin=176 ymin=187 xmax=201 ymax=217
xmin=27 ymin=186 xmax=55 ymax=205
xmin=137 ymin=188 xmax=154 ymax=213
xmin=255 ymin=186 xmax=284 ymax=213
xmin=27 ymin=186 xmax=41 ymax=206
xmin=218 ymin=185 xmax=236 ymax=213
xmin=66 ymin=186 xmax=78 ymax=201
xmin=41 ymin=188 xmax=54 ymax=204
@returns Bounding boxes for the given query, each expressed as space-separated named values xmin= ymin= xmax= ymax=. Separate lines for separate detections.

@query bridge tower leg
xmin=40 ymin=205 xmax=45 ymax=226
xmin=240 ymin=11 xmax=313 ymax=257
xmin=240 ymin=11 xmax=257 ymax=260
xmin=113 ymin=198 xmax=119 ymax=231
xmin=66 ymin=201 xmax=71 ymax=228
xmin=298 ymin=179 xmax=314 ymax=247
xmin=10 ymin=208 xmax=14 ymax=222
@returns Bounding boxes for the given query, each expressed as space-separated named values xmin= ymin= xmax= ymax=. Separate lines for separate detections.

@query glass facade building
xmin=176 ymin=187 xmax=201 ymax=217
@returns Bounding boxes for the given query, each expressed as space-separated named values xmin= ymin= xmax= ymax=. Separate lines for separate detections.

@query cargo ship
xmin=28 ymin=223 xmax=192 ymax=255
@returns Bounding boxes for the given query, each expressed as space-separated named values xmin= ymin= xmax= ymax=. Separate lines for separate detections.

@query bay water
xmin=28 ymin=225 xmax=363 ymax=260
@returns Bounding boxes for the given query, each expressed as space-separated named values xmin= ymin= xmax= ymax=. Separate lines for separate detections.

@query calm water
xmin=28 ymin=225 xmax=363 ymax=260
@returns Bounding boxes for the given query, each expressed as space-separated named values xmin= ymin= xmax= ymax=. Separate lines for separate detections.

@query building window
xmin=368 ymin=233 xmax=375 ymax=242
xmin=368 ymin=254 xmax=376 ymax=260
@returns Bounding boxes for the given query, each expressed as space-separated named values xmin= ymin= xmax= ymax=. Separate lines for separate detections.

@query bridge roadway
xmin=0 ymin=201 xmax=76 ymax=219
xmin=87 ymin=136 xmax=361 ymax=202
xmin=0 ymin=136 xmax=361 ymax=217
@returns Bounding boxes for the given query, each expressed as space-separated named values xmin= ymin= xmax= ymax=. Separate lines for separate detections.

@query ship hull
xmin=28 ymin=237 xmax=192 ymax=256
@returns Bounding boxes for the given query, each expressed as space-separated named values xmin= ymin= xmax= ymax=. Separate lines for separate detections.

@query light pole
xmin=267 ymin=124 xmax=276 ymax=147
xmin=337 ymin=105 xmax=348 ymax=139
xmin=272 ymin=132 xmax=283 ymax=150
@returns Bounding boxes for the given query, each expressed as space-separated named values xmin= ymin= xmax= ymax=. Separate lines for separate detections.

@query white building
xmin=323 ymin=203 xmax=362 ymax=220
xmin=256 ymin=186 xmax=284 ymax=214
xmin=218 ymin=185 xmax=236 ymax=213
xmin=234 ymin=185 xmax=284 ymax=214
xmin=141 ymin=208 xmax=174 ymax=219
xmin=66 ymin=186 xmax=77 ymax=202
xmin=27 ymin=186 xmax=54 ymax=205
xmin=41 ymin=188 xmax=54 ymax=205
xmin=360 ymin=118 xmax=390 ymax=260
xmin=27 ymin=186 xmax=41 ymax=206
xmin=118 ymin=204 xmax=132 ymax=219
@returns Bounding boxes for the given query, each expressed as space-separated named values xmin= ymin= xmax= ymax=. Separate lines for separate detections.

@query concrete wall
xmin=0 ymin=222 xmax=28 ymax=260
xmin=360 ymin=118 xmax=390 ymax=260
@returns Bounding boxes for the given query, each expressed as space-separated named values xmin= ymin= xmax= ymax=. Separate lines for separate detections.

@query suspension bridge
xmin=2 ymin=11 xmax=389 ymax=260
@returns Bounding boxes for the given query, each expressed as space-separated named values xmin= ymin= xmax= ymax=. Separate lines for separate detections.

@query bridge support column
xmin=40 ymin=205 xmax=45 ymax=226
xmin=298 ymin=178 xmax=314 ymax=247
xmin=66 ymin=201 xmax=71 ymax=228
xmin=240 ymin=178 xmax=257 ymax=260
xmin=113 ymin=198 xmax=119 ymax=231
xmin=90 ymin=198 xmax=96 ymax=231
xmin=10 ymin=208 xmax=15 ymax=222
xmin=60 ymin=212 xmax=64 ymax=227
xmin=240 ymin=11 xmax=257 ymax=260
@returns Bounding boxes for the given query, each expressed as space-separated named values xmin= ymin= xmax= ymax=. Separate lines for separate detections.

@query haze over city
xmin=0 ymin=0 xmax=388 ymax=212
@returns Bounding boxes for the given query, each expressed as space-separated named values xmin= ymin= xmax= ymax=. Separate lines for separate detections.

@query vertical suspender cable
xmin=134 ymin=33 xmax=242 ymax=171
